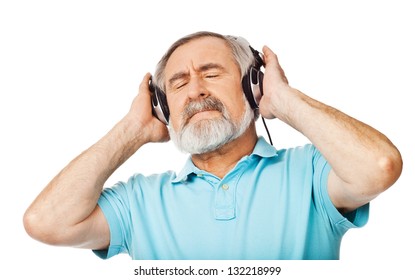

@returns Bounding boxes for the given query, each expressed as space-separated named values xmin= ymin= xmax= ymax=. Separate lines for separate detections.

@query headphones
xmin=149 ymin=37 xmax=264 ymax=125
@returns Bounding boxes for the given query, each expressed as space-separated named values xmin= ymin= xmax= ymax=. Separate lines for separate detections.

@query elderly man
xmin=24 ymin=31 xmax=402 ymax=260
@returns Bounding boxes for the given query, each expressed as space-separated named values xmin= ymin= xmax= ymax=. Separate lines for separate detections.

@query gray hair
xmin=152 ymin=31 xmax=255 ymax=92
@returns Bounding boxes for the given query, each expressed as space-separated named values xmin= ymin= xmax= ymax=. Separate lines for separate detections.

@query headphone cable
xmin=261 ymin=116 xmax=273 ymax=146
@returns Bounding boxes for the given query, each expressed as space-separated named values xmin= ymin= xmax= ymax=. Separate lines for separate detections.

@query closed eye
xmin=200 ymin=63 xmax=225 ymax=79
xmin=205 ymin=73 xmax=219 ymax=79
xmin=174 ymin=81 xmax=188 ymax=90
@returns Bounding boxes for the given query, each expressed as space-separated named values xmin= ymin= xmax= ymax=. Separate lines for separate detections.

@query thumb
xmin=262 ymin=45 xmax=289 ymax=85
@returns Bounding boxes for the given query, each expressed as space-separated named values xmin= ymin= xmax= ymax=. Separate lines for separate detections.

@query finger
xmin=262 ymin=45 xmax=289 ymax=84
xmin=130 ymin=73 xmax=153 ymax=115
xmin=262 ymin=45 xmax=279 ymax=67
xmin=139 ymin=72 xmax=152 ymax=96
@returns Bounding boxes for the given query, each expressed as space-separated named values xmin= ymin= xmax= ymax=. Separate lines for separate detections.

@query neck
xmin=191 ymin=123 xmax=258 ymax=178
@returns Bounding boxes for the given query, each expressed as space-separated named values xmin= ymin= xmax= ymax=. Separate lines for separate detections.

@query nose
xmin=186 ymin=76 xmax=208 ymax=100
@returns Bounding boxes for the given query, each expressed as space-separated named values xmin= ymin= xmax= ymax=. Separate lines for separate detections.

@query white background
xmin=1 ymin=0 xmax=414 ymax=279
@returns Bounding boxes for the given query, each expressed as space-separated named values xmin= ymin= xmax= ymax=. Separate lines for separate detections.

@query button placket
xmin=214 ymin=180 xmax=236 ymax=220
xmin=213 ymin=161 xmax=249 ymax=221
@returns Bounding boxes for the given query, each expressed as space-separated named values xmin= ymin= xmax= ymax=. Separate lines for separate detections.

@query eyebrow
xmin=167 ymin=63 xmax=225 ymax=87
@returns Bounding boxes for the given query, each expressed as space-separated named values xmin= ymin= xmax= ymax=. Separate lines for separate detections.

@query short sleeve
xmin=311 ymin=145 xmax=370 ymax=236
xmin=92 ymin=182 xmax=131 ymax=259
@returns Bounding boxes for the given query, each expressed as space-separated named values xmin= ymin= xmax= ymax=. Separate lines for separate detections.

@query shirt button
xmin=222 ymin=184 xmax=229 ymax=191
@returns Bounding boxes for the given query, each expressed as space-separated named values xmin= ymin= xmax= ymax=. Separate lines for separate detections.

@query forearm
xmin=260 ymin=45 xmax=402 ymax=210
xmin=280 ymin=87 xmax=402 ymax=194
xmin=24 ymin=116 xmax=146 ymax=240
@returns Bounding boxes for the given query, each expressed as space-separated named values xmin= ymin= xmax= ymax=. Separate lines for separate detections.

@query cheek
xmin=225 ymin=92 xmax=247 ymax=119
xmin=223 ymin=79 xmax=246 ymax=114
xmin=166 ymin=97 xmax=184 ymax=129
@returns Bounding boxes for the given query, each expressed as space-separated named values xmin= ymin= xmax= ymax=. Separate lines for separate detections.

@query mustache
xmin=182 ymin=97 xmax=226 ymax=124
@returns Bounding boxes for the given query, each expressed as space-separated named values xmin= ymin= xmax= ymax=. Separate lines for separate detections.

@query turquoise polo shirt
xmin=93 ymin=137 xmax=369 ymax=260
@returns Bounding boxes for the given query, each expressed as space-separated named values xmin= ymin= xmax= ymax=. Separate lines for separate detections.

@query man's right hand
xmin=124 ymin=73 xmax=170 ymax=144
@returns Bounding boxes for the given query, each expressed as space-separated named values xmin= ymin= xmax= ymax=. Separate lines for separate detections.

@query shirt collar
xmin=172 ymin=136 xmax=278 ymax=183
xmin=172 ymin=157 xmax=201 ymax=183
xmin=251 ymin=136 xmax=278 ymax=158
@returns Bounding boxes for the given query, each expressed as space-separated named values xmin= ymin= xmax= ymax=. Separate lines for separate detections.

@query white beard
xmin=169 ymin=97 xmax=254 ymax=155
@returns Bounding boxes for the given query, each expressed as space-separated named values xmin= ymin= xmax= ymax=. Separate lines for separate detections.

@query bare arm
xmin=259 ymin=46 xmax=403 ymax=213
xmin=23 ymin=73 xmax=169 ymax=249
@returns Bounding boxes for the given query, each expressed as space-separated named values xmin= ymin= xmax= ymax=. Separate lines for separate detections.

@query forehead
xmin=165 ymin=37 xmax=235 ymax=75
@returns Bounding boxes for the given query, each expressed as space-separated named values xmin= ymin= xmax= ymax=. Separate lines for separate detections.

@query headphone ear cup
xmin=149 ymin=79 xmax=170 ymax=124
xmin=242 ymin=67 xmax=264 ymax=109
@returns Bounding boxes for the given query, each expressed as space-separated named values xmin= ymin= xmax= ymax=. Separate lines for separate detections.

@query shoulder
xmin=129 ymin=171 xmax=177 ymax=185
xmin=276 ymin=143 xmax=321 ymax=162
xmin=102 ymin=171 xmax=177 ymax=197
